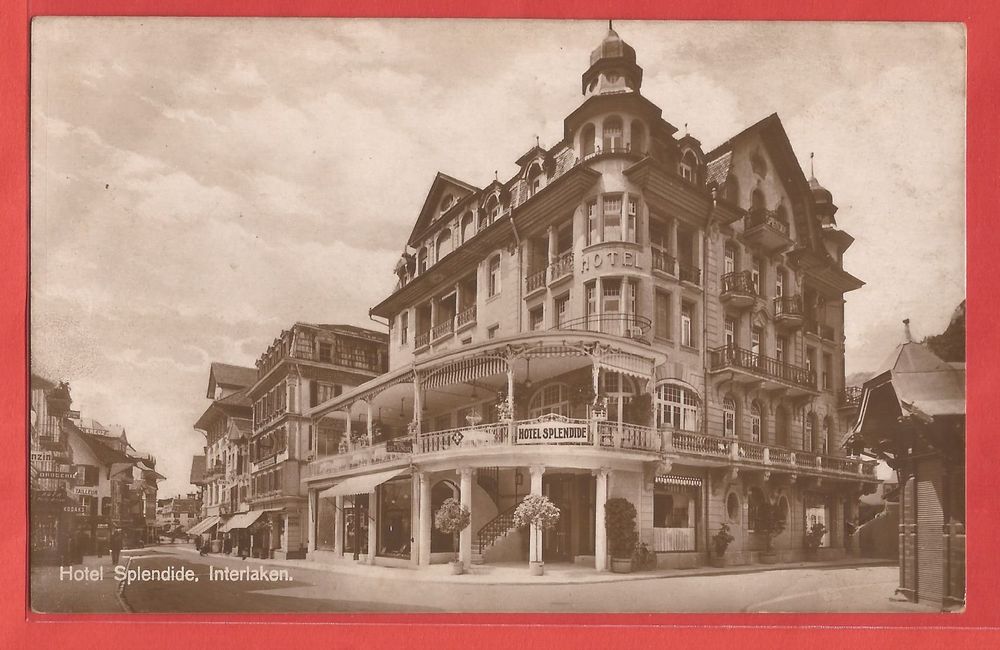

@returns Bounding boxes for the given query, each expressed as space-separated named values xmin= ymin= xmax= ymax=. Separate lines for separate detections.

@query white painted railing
xmin=653 ymin=527 xmax=696 ymax=552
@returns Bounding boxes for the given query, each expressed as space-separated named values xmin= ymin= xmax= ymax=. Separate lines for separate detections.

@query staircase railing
xmin=476 ymin=502 xmax=521 ymax=554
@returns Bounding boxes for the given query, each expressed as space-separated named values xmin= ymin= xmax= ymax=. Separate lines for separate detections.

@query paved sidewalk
xmin=30 ymin=553 xmax=131 ymax=613
xmin=162 ymin=544 xmax=894 ymax=586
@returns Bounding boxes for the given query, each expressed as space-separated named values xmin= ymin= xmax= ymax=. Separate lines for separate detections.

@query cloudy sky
xmin=30 ymin=18 xmax=965 ymax=497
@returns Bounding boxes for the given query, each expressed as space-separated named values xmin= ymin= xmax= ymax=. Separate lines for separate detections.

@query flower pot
xmin=450 ymin=560 xmax=465 ymax=575
xmin=610 ymin=557 xmax=633 ymax=573
xmin=529 ymin=561 xmax=545 ymax=576
xmin=759 ymin=552 xmax=779 ymax=565
xmin=710 ymin=555 xmax=727 ymax=568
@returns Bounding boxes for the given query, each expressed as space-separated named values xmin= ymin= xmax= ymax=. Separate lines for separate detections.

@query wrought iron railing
xmin=548 ymin=251 xmax=574 ymax=282
xmin=551 ymin=313 xmax=652 ymax=341
xmin=720 ymin=270 xmax=757 ymax=295
xmin=456 ymin=305 xmax=477 ymax=328
xmin=709 ymin=344 xmax=816 ymax=389
xmin=525 ymin=268 xmax=547 ymax=293
xmin=678 ymin=263 xmax=701 ymax=285
xmin=651 ymin=248 xmax=676 ymax=275
xmin=431 ymin=319 xmax=455 ymax=341
xmin=477 ymin=502 xmax=520 ymax=554
xmin=745 ymin=208 xmax=790 ymax=236
xmin=774 ymin=295 xmax=803 ymax=318
xmin=418 ymin=423 xmax=509 ymax=454
xmin=840 ymin=386 xmax=863 ymax=406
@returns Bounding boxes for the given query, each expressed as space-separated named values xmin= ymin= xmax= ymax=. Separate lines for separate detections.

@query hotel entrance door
xmin=542 ymin=473 xmax=595 ymax=561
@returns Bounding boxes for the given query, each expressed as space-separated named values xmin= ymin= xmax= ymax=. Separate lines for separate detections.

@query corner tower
xmin=582 ymin=22 xmax=644 ymax=97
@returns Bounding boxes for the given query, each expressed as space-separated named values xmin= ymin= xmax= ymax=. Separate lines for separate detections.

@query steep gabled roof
xmin=207 ymin=362 xmax=257 ymax=398
xmin=189 ymin=455 xmax=206 ymax=485
xmin=406 ymin=172 xmax=481 ymax=247
xmin=65 ymin=420 xmax=136 ymax=467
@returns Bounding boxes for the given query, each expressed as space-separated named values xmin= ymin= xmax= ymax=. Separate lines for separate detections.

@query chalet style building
xmin=296 ymin=26 xmax=878 ymax=572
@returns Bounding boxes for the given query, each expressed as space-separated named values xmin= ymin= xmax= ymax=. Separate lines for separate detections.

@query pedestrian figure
xmin=110 ymin=528 xmax=122 ymax=565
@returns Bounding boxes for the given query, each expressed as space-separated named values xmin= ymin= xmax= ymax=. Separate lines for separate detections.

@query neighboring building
xmin=238 ymin=323 xmax=388 ymax=559
xmin=156 ymin=493 xmax=202 ymax=534
xmin=190 ymin=362 xmax=256 ymax=544
xmin=300 ymin=26 xmax=879 ymax=572
xmin=852 ymin=321 xmax=965 ymax=610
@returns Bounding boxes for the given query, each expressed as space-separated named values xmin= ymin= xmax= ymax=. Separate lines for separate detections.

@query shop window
xmin=377 ymin=476 xmax=412 ymax=559
xmin=655 ymin=382 xmax=699 ymax=432
xmin=316 ymin=495 xmax=337 ymax=551
xmin=529 ymin=383 xmax=571 ymax=418
xmin=723 ymin=395 xmax=737 ymax=438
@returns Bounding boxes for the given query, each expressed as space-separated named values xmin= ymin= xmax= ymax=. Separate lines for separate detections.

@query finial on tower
xmin=810 ymin=152 xmax=815 ymax=179
xmin=535 ymin=135 xmax=540 ymax=147
xmin=494 ymin=170 xmax=498 ymax=182
xmin=903 ymin=318 xmax=913 ymax=343
xmin=609 ymin=19 xmax=613 ymax=31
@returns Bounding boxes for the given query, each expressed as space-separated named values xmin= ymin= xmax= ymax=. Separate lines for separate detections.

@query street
xmin=30 ymin=546 xmax=935 ymax=614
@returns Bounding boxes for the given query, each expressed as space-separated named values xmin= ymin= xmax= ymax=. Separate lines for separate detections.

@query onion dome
xmin=582 ymin=22 xmax=643 ymax=96
xmin=809 ymin=175 xmax=833 ymax=207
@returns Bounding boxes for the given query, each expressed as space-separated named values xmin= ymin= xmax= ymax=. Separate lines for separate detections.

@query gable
xmin=406 ymin=172 xmax=480 ymax=247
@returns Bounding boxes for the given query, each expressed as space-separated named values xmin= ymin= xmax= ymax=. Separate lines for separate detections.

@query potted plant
xmin=512 ymin=494 xmax=561 ymax=576
xmin=495 ymin=389 xmax=513 ymax=421
xmin=434 ymin=497 xmax=471 ymax=574
xmin=604 ymin=498 xmax=638 ymax=573
xmin=804 ymin=522 xmax=827 ymax=560
xmin=710 ymin=523 xmax=736 ymax=568
xmin=756 ymin=498 xmax=787 ymax=564
xmin=632 ymin=541 xmax=657 ymax=571
xmin=591 ymin=395 xmax=609 ymax=421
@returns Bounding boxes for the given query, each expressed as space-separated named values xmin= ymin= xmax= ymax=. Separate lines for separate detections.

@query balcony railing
xmin=525 ymin=268 xmax=547 ymax=293
xmin=774 ymin=295 xmax=803 ymax=318
xmin=720 ymin=270 xmax=757 ymax=296
xmin=651 ymin=248 xmax=676 ymax=275
xmin=549 ymin=251 xmax=574 ymax=282
xmin=805 ymin=320 xmax=837 ymax=340
xmin=551 ymin=314 xmax=652 ymax=342
xmin=414 ymin=331 xmax=430 ymax=349
xmin=840 ymin=386 xmax=863 ymax=407
xmin=431 ymin=318 xmax=455 ymax=341
xmin=456 ymin=305 xmax=477 ymax=328
xmin=678 ymin=263 xmax=701 ymax=285
xmin=709 ymin=344 xmax=816 ymax=389
xmin=745 ymin=208 xmax=790 ymax=236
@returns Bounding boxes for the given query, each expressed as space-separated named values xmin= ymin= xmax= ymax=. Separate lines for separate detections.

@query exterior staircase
xmin=471 ymin=502 xmax=520 ymax=565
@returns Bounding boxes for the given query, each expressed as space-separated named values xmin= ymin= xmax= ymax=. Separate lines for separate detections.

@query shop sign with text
xmin=515 ymin=422 xmax=590 ymax=445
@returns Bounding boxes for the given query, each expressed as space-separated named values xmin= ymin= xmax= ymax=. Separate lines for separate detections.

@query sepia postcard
xmin=28 ymin=17 xmax=966 ymax=616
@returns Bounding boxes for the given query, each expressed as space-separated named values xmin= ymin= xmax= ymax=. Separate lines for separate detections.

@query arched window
xmin=747 ymin=487 xmax=765 ymax=531
xmin=486 ymin=195 xmax=502 ymax=223
xmin=529 ymin=383 xmax=571 ymax=417
xmin=602 ymin=116 xmax=624 ymax=151
xmin=417 ymin=247 xmax=428 ymax=275
xmin=750 ymin=401 xmax=763 ymax=443
xmin=526 ymin=163 xmax=543 ymax=197
xmin=460 ymin=212 xmax=475 ymax=243
xmin=751 ymin=188 xmax=766 ymax=212
xmin=581 ymin=123 xmax=596 ymax=158
xmin=723 ymin=395 xmax=737 ymax=438
xmin=804 ymin=411 xmax=816 ymax=452
xmin=725 ymin=175 xmax=740 ymax=204
xmin=655 ymin=382 xmax=699 ymax=432
xmin=822 ymin=416 xmax=833 ymax=455
xmin=680 ymin=151 xmax=698 ymax=184
xmin=631 ymin=120 xmax=645 ymax=155
xmin=435 ymin=228 xmax=452 ymax=263
xmin=775 ymin=405 xmax=789 ymax=447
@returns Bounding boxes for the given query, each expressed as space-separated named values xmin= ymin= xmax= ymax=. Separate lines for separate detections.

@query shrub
xmin=434 ymin=497 xmax=471 ymax=562
xmin=604 ymin=498 xmax=638 ymax=558
xmin=712 ymin=523 xmax=735 ymax=557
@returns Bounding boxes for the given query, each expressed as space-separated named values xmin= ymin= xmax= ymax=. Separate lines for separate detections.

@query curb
xmin=156 ymin=545 xmax=893 ymax=586
xmin=115 ymin=555 xmax=134 ymax=613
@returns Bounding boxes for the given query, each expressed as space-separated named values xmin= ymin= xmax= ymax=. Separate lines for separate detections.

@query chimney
xmin=903 ymin=318 xmax=913 ymax=343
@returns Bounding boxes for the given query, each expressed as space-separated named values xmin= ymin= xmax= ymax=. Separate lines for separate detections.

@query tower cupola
xmin=582 ymin=22 xmax=643 ymax=96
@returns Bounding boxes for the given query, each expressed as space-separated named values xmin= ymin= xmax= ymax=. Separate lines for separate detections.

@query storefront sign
xmin=73 ymin=486 xmax=98 ymax=497
xmin=39 ymin=471 xmax=76 ymax=479
xmin=385 ymin=438 xmax=413 ymax=454
xmin=580 ymin=249 xmax=643 ymax=273
xmin=30 ymin=451 xmax=54 ymax=462
xmin=63 ymin=505 xmax=87 ymax=514
xmin=255 ymin=456 xmax=276 ymax=469
xmin=515 ymin=422 xmax=590 ymax=445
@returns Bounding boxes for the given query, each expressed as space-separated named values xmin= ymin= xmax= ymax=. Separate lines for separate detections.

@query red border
xmin=4 ymin=1 xmax=998 ymax=646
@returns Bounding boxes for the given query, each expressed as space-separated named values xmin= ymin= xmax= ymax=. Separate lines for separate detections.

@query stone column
xmin=307 ymin=489 xmax=317 ymax=553
xmin=366 ymin=402 xmax=374 ymax=447
xmin=333 ymin=495 xmax=344 ymax=557
xmin=367 ymin=489 xmax=377 ymax=564
xmin=594 ymin=468 xmax=609 ymax=571
xmin=529 ymin=465 xmax=545 ymax=563
xmin=458 ymin=467 xmax=475 ymax=569
xmin=345 ymin=409 xmax=353 ymax=452
xmin=418 ymin=472 xmax=432 ymax=566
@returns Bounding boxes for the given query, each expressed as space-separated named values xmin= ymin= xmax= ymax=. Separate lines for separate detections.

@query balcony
xmin=719 ymin=271 xmax=757 ymax=309
xmin=742 ymin=208 xmax=792 ymax=252
xmin=456 ymin=305 xmax=477 ymax=331
xmin=551 ymin=313 xmax=652 ymax=343
xmin=651 ymin=248 xmax=676 ymax=276
xmin=525 ymin=268 xmax=547 ymax=295
xmin=709 ymin=344 xmax=817 ymax=393
xmin=414 ymin=331 xmax=431 ymax=350
xmin=548 ymin=251 xmax=574 ymax=285
xmin=773 ymin=295 xmax=804 ymax=329
xmin=839 ymin=386 xmax=863 ymax=409
xmin=678 ymin=263 xmax=701 ymax=286
xmin=431 ymin=318 xmax=455 ymax=343
xmin=804 ymin=320 xmax=837 ymax=341
xmin=668 ymin=430 xmax=877 ymax=480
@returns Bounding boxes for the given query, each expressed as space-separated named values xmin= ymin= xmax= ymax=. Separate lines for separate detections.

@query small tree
xmin=434 ymin=497 xmax=471 ymax=564
xmin=604 ymin=498 xmax=638 ymax=559
xmin=804 ymin=522 xmax=827 ymax=550
xmin=756 ymin=499 xmax=787 ymax=553
xmin=712 ymin=523 xmax=735 ymax=558
xmin=512 ymin=494 xmax=561 ymax=564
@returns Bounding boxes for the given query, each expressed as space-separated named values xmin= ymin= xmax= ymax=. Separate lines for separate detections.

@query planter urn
xmin=710 ymin=555 xmax=727 ymax=568
xmin=529 ymin=561 xmax=545 ymax=576
xmin=610 ymin=557 xmax=634 ymax=574
xmin=450 ymin=560 xmax=465 ymax=575
xmin=759 ymin=552 xmax=779 ymax=565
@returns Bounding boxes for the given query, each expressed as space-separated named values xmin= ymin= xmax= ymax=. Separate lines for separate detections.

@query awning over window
xmin=219 ymin=508 xmax=281 ymax=533
xmin=186 ymin=516 xmax=220 ymax=536
xmin=319 ymin=467 xmax=409 ymax=499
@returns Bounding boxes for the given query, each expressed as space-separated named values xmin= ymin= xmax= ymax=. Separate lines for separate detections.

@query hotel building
xmin=301 ymin=26 xmax=879 ymax=571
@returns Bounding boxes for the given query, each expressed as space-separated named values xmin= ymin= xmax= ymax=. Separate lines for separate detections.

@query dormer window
xmin=602 ymin=116 xmax=624 ymax=152
xmin=526 ymin=163 xmax=543 ymax=197
xmin=680 ymin=151 xmax=698 ymax=184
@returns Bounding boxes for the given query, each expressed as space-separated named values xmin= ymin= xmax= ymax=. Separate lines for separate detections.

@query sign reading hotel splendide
xmin=515 ymin=423 xmax=589 ymax=445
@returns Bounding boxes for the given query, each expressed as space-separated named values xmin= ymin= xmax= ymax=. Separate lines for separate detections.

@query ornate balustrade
xmin=678 ymin=263 xmax=701 ymax=285
xmin=709 ymin=344 xmax=816 ymax=389
xmin=456 ymin=305 xmax=477 ymax=328
xmin=431 ymin=319 xmax=455 ymax=341
xmin=549 ymin=251 xmax=574 ymax=282
xmin=525 ymin=268 xmax=547 ymax=293
xmin=651 ymin=248 xmax=676 ymax=275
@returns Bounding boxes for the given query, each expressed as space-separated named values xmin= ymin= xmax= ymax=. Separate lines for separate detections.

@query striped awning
xmin=422 ymin=356 xmax=509 ymax=389
xmin=600 ymin=352 xmax=655 ymax=381
xmin=655 ymin=475 xmax=703 ymax=489
xmin=186 ymin=516 xmax=221 ymax=536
